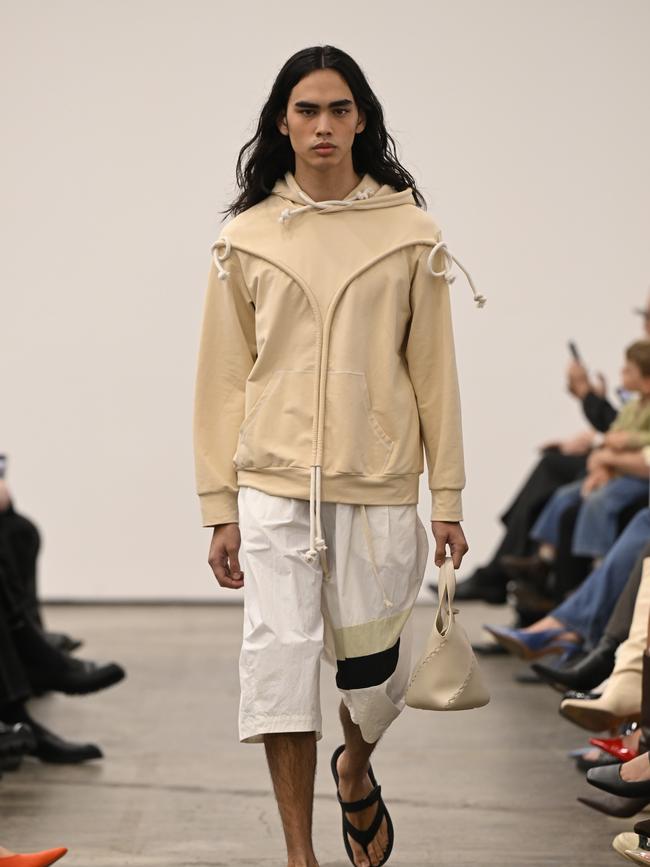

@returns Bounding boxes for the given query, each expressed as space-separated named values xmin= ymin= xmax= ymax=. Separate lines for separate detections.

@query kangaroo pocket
xmin=322 ymin=370 xmax=394 ymax=476
xmin=233 ymin=370 xmax=315 ymax=470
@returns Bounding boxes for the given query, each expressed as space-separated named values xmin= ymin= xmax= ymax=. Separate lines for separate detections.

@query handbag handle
xmin=434 ymin=556 xmax=458 ymax=638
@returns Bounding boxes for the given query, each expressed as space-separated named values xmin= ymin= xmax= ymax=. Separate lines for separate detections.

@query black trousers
xmin=0 ymin=570 xmax=31 ymax=710
xmin=0 ymin=504 xmax=43 ymax=711
xmin=0 ymin=503 xmax=41 ymax=623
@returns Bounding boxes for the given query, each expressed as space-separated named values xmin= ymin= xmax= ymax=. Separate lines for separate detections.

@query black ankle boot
xmin=2 ymin=704 xmax=102 ymax=764
xmin=531 ymin=634 xmax=619 ymax=692
xmin=11 ymin=617 xmax=125 ymax=696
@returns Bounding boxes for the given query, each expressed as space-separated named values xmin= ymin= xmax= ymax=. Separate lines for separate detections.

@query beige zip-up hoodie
xmin=194 ymin=170 xmax=485 ymax=570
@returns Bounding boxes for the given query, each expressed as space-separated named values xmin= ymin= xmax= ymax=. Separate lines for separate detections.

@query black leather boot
xmin=11 ymin=617 xmax=125 ymax=695
xmin=2 ymin=705 xmax=102 ymax=764
xmin=531 ymin=634 xmax=619 ymax=692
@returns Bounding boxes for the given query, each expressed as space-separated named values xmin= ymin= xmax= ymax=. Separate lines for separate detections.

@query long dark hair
xmin=221 ymin=45 xmax=427 ymax=219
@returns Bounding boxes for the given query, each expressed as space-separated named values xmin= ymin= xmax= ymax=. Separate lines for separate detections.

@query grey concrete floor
xmin=0 ymin=601 xmax=639 ymax=866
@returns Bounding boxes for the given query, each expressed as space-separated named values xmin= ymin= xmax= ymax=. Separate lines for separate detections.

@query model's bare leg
xmin=264 ymin=731 xmax=319 ymax=867
xmin=335 ymin=701 xmax=389 ymax=867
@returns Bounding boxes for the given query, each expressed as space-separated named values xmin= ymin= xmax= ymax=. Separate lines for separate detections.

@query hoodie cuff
xmin=430 ymin=489 xmax=463 ymax=522
xmin=199 ymin=491 xmax=239 ymax=527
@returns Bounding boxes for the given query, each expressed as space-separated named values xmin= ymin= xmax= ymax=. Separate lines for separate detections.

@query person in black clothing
xmin=453 ymin=356 xmax=620 ymax=604
xmin=0 ymin=469 xmax=126 ymax=766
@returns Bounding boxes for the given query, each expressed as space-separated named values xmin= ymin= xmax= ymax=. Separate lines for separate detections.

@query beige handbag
xmin=405 ymin=556 xmax=490 ymax=711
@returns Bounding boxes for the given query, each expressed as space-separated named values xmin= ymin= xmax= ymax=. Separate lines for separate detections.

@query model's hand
xmin=431 ymin=521 xmax=468 ymax=569
xmin=208 ymin=523 xmax=244 ymax=589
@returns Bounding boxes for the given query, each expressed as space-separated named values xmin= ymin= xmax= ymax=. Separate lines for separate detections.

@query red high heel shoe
xmin=590 ymin=736 xmax=639 ymax=761
xmin=0 ymin=848 xmax=67 ymax=866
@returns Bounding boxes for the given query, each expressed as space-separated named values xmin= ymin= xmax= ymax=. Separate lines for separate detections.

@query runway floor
xmin=0 ymin=601 xmax=638 ymax=866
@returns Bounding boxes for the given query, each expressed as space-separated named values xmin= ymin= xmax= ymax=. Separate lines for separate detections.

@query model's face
xmin=277 ymin=69 xmax=366 ymax=170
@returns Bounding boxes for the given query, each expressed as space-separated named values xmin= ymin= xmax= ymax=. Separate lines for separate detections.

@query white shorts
xmin=236 ymin=485 xmax=429 ymax=744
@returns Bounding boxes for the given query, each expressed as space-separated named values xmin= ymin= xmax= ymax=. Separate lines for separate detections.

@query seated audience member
xmin=556 ymin=552 xmax=650 ymax=734
xmin=503 ymin=340 xmax=650 ymax=580
xmin=456 ymin=359 xmax=618 ymax=603
xmin=483 ymin=447 xmax=650 ymax=659
xmin=458 ymin=305 xmax=650 ymax=604
xmin=0 ymin=466 xmax=126 ymax=763
xmin=532 ymin=539 xmax=650 ymax=692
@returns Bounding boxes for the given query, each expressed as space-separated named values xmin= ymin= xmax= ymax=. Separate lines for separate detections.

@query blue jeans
xmin=552 ymin=507 xmax=650 ymax=648
xmin=572 ymin=475 xmax=649 ymax=558
xmin=530 ymin=479 xmax=583 ymax=547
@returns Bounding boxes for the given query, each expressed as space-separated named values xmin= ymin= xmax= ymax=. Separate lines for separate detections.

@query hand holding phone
xmin=568 ymin=341 xmax=582 ymax=364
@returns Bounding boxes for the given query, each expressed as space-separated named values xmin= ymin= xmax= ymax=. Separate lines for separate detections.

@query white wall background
xmin=2 ymin=0 xmax=648 ymax=600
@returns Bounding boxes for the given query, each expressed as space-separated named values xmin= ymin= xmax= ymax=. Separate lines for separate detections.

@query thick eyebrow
xmin=293 ymin=99 xmax=354 ymax=109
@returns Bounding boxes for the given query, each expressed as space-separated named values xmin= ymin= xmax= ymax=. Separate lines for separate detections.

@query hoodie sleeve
xmin=404 ymin=244 xmax=466 ymax=522
xmin=193 ymin=248 xmax=256 ymax=526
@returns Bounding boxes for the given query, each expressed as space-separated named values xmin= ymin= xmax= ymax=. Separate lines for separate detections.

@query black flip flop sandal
xmin=330 ymin=743 xmax=394 ymax=867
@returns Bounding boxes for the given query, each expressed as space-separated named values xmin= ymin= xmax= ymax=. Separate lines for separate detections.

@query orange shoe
xmin=0 ymin=848 xmax=68 ymax=866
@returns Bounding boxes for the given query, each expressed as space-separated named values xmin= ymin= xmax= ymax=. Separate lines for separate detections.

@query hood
xmin=270 ymin=170 xmax=417 ymax=223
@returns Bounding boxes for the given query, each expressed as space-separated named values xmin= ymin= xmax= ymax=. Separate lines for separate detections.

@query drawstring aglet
xmin=314 ymin=537 xmax=327 ymax=552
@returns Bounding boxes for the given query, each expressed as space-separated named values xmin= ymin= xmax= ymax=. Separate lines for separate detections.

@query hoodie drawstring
xmin=279 ymin=187 xmax=375 ymax=223
xmin=301 ymin=466 xmax=328 ymax=557
xmin=211 ymin=237 xmax=232 ymax=280
xmin=298 ymin=471 xmax=393 ymax=608
xmin=426 ymin=240 xmax=487 ymax=309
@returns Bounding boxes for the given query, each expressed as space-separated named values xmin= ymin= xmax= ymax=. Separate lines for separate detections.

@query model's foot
xmin=0 ymin=849 xmax=13 ymax=857
xmin=336 ymin=749 xmax=388 ymax=867
xmin=621 ymin=752 xmax=650 ymax=783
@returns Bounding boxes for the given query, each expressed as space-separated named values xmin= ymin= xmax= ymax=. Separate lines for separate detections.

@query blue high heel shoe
xmin=483 ymin=624 xmax=582 ymax=661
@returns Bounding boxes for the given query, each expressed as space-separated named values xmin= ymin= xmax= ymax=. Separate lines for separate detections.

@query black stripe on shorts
xmin=335 ymin=638 xmax=400 ymax=690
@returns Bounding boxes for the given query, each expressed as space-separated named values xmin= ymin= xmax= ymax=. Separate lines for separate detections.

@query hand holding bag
xmin=405 ymin=556 xmax=490 ymax=711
